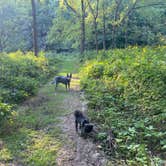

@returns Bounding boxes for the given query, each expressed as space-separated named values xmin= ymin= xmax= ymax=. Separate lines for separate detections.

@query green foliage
xmin=0 ymin=0 xmax=56 ymax=52
xmin=0 ymin=51 xmax=57 ymax=104
xmin=0 ymin=57 xmax=78 ymax=165
xmin=80 ymin=46 xmax=166 ymax=165
xmin=0 ymin=51 xmax=58 ymax=132
xmin=0 ymin=102 xmax=17 ymax=135
xmin=0 ymin=103 xmax=13 ymax=125
xmin=0 ymin=0 xmax=166 ymax=52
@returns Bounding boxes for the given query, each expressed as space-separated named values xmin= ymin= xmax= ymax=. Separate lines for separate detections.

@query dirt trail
xmin=56 ymin=76 xmax=108 ymax=166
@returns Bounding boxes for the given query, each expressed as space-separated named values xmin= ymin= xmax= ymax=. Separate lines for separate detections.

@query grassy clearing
xmin=0 ymin=55 xmax=80 ymax=165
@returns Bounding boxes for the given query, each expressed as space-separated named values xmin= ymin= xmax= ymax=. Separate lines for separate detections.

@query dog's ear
xmin=67 ymin=73 xmax=69 ymax=77
xmin=70 ymin=73 xmax=72 ymax=78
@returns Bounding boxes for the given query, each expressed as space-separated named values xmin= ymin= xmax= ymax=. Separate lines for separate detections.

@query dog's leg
xmin=65 ymin=83 xmax=67 ymax=91
xmin=80 ymin=126 xmax=85 ymax=137
xmin=55 ymin=82 xmax=58 ymax=90
xmin=75 ymin=120 xmax=78 ymax=132
xmin=68 ymin=82 xmax=70 ymax=90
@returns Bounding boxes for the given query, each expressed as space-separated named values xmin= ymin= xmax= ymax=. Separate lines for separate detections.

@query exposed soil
xmin=56 ymin=76 xmax=108 ymax=166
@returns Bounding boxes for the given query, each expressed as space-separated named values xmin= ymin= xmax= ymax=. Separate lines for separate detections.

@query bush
xmin=0 ymin=102 xmax=16 ymax=134
xmin=0 ymin=51 xmax=57 ymax=104
xmin=0 ymin=103 xmax=12 ymax=122
xmin=0 ymin=51 xmax=58 ymax=131
xmin=80 ymin=46 xmax=166 ymax=165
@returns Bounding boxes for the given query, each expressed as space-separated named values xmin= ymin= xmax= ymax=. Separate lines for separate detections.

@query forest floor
xmin=0 ymin=56 xmax=108 ymax=166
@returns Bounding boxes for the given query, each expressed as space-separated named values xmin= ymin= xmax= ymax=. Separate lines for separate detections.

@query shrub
xmin=0 ymin=51 xmax=57 ymax=104
xmin=0 ymin=102 xmax=16 ymax=134
xmin=0 ymin=51 xmax=58 ymax=131
xmin=80 ymin=46 xmax=166 ymax=165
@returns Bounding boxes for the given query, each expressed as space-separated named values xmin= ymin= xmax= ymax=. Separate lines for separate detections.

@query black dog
xmin=74 ymin=110 xmax=93 ymax=136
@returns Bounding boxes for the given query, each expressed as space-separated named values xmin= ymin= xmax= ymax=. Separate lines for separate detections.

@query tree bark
xmin=87 ymin=0 xmax=99 ymax=53
xmin=31 ymin=0 xmax=38 ymax=56
xmin=102 ymin=1 xmax=106 ymax=50
xmin=112 ymin=25 xmax=116 ymax=48
xmin=64 ymin=0 xmax=86 ymax=54
xmin=124 ymin=20 xmax=128 ymax=48
xmin=94 ymin=20 xmax=98 ymax=52
xmin=80 ymin=0 xmax=85 ymax=54
xmin=111 ymin=0 xmax=122 ymax=48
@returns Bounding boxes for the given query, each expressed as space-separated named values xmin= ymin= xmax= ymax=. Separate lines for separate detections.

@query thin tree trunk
xmin=94 ymin=20 xmax=98 ymax=53
xmin=102 ymin=1 xmax=106 ymax=50
xmin=0 ymin=39 xmax=3 ymax=52
xmin=80 ymin=0 xmax=85 ymax=54
xmin=87 ymin=0 xmax=99 ymax=53
xmin=112 ymin=25 xmax=116 ymax=48
xmin=124 ymin=20 xmax=128 ymax=48
xmin=31 ymin=0 xmax=38 ymax=56
xmin=111 ymin=0 xmax=122 ymax=48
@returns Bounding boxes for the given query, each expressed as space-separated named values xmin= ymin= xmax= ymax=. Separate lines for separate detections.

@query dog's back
xmin=55 ymin=76 xmax=70 ymax=84
xmin=52 ymin=73 xmax=72 ymax=90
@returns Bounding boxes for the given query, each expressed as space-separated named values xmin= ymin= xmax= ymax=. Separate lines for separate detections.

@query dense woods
xmin=0 ymin=0 xmax=166 ymax=165
xmin=0 ymin=0 xmax=166 ymax=52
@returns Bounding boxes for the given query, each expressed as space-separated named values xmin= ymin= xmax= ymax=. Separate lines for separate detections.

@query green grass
xmin=0 ymin=55 xmax=80 ymax=165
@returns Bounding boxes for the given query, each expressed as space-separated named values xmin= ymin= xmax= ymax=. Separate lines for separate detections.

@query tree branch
xmin=63 ymin=0 xmax=80 ymax=17
xmin=119 ymin=0 xmax=138 ymax=25
xmin=134 ymin=3 xmax=166 ymax=10
xmin=87 ymin=0 xmax=99 ymax=19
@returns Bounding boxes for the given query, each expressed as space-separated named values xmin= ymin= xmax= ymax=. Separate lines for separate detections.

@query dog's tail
xmin=51 ymin=77 xmax=57 ymax=84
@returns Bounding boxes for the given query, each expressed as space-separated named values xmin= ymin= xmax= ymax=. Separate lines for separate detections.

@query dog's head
xmin=67 ymin=73 xmax=72 ymax=78
xmin=83 ymin=123 xmax=93 ymax=133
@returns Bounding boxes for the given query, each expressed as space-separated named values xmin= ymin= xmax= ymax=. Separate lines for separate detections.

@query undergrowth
xmin=80 ymin=46 xmax=166 ymax=166
xmin=0 ymin=54 xmax=78 ymax=165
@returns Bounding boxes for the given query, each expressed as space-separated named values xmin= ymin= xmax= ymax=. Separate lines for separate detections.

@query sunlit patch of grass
xmin=25 ymin=131 xmax=61 ymax=166
xmin=0 ymin=81 xmax=69 ymax=165
xmin=58 ymin=56 xmax=80 ymax=74
xmin=0 ymin=148 xmax=12 ymax=162
xmin=0 ymin=55 xmax=80 ymax=165
xmin=1 ymin=128 xmax=33 ymax=163
xmin=1 ymin=128 xmax=61 ymax=165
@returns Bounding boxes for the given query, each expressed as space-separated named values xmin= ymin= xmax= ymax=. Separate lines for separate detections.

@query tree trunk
xmin=102 ymin=1 xmax=106 ymax=50
xmin=124 ymin=21 xmax=128 ymax=48
xmin=80 ymin=0 xmax=85 ymax=54
xmin=31 ymin=0 xmax=38 ymax=56
xmin=112 ymin=25 xmax=116 ymax=48
xmin=111 ymin=0 xmax=121 ymax=48
xmin=0 ymin=39 xmax=3 ymax=52
xmin=94 ymin=20 xmax=98 ymax=53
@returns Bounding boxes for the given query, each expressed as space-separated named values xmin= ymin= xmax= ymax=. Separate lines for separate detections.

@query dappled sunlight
xmin=70 ymin=74 xmax=81 ymax=91
xmin=25 ymin=131 xmax=61 ymax=166
xmin=0 ymin=128 xmax=62 ymax=165
xmin=1 ymin=0 xmax=166 ymax=165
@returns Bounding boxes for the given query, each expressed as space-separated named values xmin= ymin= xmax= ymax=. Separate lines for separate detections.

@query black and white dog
xmin=52 ymin=73 xmax=72 ymax=91
xmin=74 ymin=110 xmax=93 ymax=136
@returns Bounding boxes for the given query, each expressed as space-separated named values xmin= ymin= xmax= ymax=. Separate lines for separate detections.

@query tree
xmin=31 ymin=0 xmax=38 ymax=56
xmin=87 ymin=0 xmax=100 ymax=52
xmin=60 ymin=0 xmax=87 ymax=54
xmin=101 ymin=0 xmax=106 ymax=50
xmin=1 ymin=0 xmax=166 ymax=53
